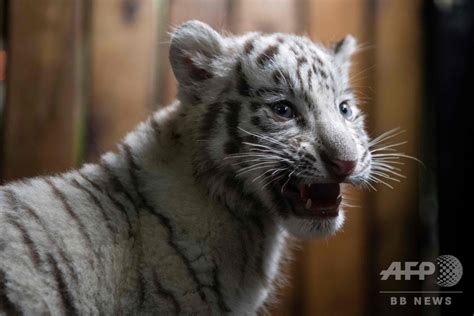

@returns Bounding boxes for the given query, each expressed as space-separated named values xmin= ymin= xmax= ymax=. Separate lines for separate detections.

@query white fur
xmin=0 ymin=21 xmax=369 ymax=315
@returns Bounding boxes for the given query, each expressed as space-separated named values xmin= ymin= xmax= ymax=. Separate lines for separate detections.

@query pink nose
xmin=327 ymin=159 xmax=357 ymax=177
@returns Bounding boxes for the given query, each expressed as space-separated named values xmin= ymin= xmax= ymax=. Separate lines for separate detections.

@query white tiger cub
xmin=0 ymin=21 xmax=377 ymax=315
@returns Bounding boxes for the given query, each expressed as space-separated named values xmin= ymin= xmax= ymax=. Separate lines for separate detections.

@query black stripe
xmin=252 ymin=221 xmax=268 ymax=287
xmin=272 ymin=70 xmax=282 ymax=85
xmin=99 ymin=160 xmax=139 ymax=208
xmin=249 ymin=101 xmax=262 ymax=112
xmin=251 ymin=116 xmax=261 ymax=128
xmin=316 ymin=56 xmax=323 ymax=66
xmin=138 ymin=270 xmax=146 ymax=308
xmin=254 ymin=87 xmax=284 ymax=97
xmin=334 ymin=39 xmax=344 ymax=54
xmin=150 ymin=117 xmax=161 ymax=138
xmin=329 ymin=71 xmax=336 ymax=86
xmin=3 ymin=190 xmax=42 ymax=269
xmin=312 ymin=64 xmax=319 ymax=77
xmin=250 ymin=115 xmax=272 ymax=133
xmin=153 ymin=271 xmax=181 ymax=314
xmin=78 ymin=170 xmax=134 ymax=238
xmin=257 ymin=44 xmax=279 ymax=67
xmin=189 ymin=65 xmax=213 ymax=82
xmin=70 ymin=178 xmax=117 ymax=238
xmin=48 ymin=254 xmax=78 ymax=315
xmin=50 ymin=179 xmax=106 ymax=311
xmin=122 ymin=144 xmax=208 ymax=303
xmin=297 ymin=56 xmax=307 ymax=66
xmin=97 ymin=160 xmax=146 ymax=306
xmin=170 ymin=131 xmax=182 ymax=145
xmin=209 ymin=262 xmax=231 ymax=313
xmin=275 ymin=71 xmax=295 ymax=96
xmin=307 ymin=68 xmax=313 ymax=91
xmin=243 ymin=38 xmax=255 ymax=55
xmin=236 ymin=61 xmax=251 ymax=97
xmin=295 ymin=41 xmax=305 ymax=51
xmin=223 ymin=206 xmax=251 ymax=287
xmin=222 ymin=175 xmax=267 ymax=215
xmin=268 ymin=183 xmax=291 ymax=218
xmin=6 ymin=191 xmax=79 ymax=282
xmin=45 ymin=178 xmax=96 ymax=266
xmin=96 ymin=160 xmax=144 ymax=309
xmin=200 ymin=102 xmax=223 ymax=140
xmin=6 ymin=214 xmax=42 ymax=269
xmin=320 ymin=69 xmax=328 ymax=80
xmin=289 ymin=45 xmax=300 ymax=57
xmin=296 ymin=67 xmax=304 ymax=89
xmin=224 ymin=101 xmax=242 ymax=155
xmin=0 ymin=269 xmax=21 ymax=315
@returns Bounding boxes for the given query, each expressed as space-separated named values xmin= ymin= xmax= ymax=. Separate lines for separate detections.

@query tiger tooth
xmin=305 ymin=198 xmax=312 ymax=210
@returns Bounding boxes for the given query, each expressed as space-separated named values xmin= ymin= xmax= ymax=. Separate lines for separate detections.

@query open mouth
xmin=282 ymin=181 xmax=341 ymax=218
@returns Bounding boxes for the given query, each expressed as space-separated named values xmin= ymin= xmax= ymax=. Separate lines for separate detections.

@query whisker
xmin=224 ymin=154 xmax=290 ymax=162
xmin=374 ymin=158 xmax=405 ymax=165
xmin=369 ymin=175 xmax=394 ymax=189
xmin=372 ymin=165 xmax=406 ymax=178
xmin=371 ymin=171 xmax=401 ymax=182
xmin=252 ymin=168 xmax=286 ymax=183
xmin=370 ymin=141 xmax=408 ymax=153
xmin=361 ymin=178 xmax=377 ymax=191
xmin=231 ymin=157 xmax=286 ymax=166
xmin=341 ymin=202 xmax=361 ymax=208
xmin=236 ymin=161 xmax=278 ymax=174
xmin=372 ymin=153 xmax=424 ymax=165
xmin=370 ymin=126 xmax=402 ymax=140
xmin=258 ymin=170 xmax=287 ymax=186
xmin=369 ymin=127 xmax=404 ymax=147
xmin=242 ymin=141 xmax=286 ymax=155
xmin=280 ymin=168 xmax=297 ymax=193
xmin=371 ymin=161 xmax=403 ymax=171
xmin=238 ymin=127 xmax=286 ymax=147
xmin=262 ymin=174 xmax=286 ymax=189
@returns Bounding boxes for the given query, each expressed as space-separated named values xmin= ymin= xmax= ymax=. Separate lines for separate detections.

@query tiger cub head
xmin=169 ymin=21 xmax=372 ymax=239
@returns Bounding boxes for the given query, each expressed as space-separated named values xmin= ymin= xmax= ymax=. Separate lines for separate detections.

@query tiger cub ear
xmin=332 ymin=35 xmax=357 ymax=76
xmin=169 ymin=20 xmax=224 ymax=89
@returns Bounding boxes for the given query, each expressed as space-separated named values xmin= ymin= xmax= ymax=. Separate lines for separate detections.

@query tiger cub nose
xmin=328 ymin=159 xmax=357 ymax=177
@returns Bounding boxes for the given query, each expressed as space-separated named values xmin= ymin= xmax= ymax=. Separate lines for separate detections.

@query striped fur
xmin=0 ymin=21 xmax=372 ymax=315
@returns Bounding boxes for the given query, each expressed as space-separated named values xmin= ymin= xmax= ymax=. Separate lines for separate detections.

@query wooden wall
xmin=0 ymin=1 xmax=424 ymax=315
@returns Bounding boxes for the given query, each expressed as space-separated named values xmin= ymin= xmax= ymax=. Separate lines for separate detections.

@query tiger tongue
xmin=299 ymin=183 xmax=341 ymax=205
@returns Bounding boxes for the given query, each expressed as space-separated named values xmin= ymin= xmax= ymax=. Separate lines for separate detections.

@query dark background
xmin=424 ymin=0 xmax=473 ymax=314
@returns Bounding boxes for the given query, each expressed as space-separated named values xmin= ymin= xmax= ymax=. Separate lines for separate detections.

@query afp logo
xmin=380 ymin=255 xmax=463 ymax=287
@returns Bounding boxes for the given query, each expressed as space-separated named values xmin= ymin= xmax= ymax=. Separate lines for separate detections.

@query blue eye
xmin=339 ymin=101 xmax=353 ymax=120
xmin=271 ymin=101 xmax=295 ymax=119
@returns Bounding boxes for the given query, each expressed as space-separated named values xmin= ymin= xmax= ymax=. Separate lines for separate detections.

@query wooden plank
xmin=154 ymin=0 xmax=171 ymax=107
xmin=0 ymin=0 xmax=6 ymax=120
xmin=229 ymin=0 xmax=301 ymax=34
xmin=86 ymin=0 xmax=159 ymax=161
xmin=1 ymin=0 xmax=85 ymax=181
xmin=303 ymin=1 xmax=372 ymax=315
xmin=157 ymin=0 xmax=230 ymax=106
xmin=0 ymin=0 xmax=7 ymax=164
xmin=372 ymin=0 xmax=423 ymax=314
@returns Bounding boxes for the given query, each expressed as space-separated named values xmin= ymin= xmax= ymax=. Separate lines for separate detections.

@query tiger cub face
xmin=170 ymin=21 xmax=372 ymax=239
